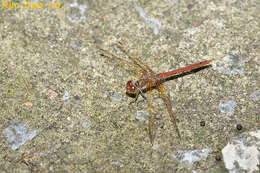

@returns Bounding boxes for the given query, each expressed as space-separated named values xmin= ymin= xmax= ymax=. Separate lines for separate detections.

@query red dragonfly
xmin=98 ymin=42 xmax=212 ymax=144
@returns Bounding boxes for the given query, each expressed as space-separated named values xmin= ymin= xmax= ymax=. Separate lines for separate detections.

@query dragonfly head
xmin=126 ymin=80 xmax=138 ymax=98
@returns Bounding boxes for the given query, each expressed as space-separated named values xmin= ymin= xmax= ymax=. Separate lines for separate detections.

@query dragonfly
xmin=98 ymin=42 xmax=212 ymax=144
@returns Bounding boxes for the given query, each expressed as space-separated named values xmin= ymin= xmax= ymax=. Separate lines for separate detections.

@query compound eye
xmin=126 ymin=80 xmax=138 ymax=98
xmin=126 ymin=80 xmax=136 ymax=93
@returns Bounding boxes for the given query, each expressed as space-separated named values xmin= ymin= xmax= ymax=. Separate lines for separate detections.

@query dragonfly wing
xmin=147 ymin=81 xmax=155 ymax=144
xmin=157 ymin=83 xmax=181 ymax=138
xmin=97 ymin=46 xmax=146 ymax=75
xmin=116 ymin=42 xmax=154 ymax=73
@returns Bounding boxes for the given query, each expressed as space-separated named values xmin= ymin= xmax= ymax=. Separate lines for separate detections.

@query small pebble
xmin=215 ymin=153 xmax=222 ymax=161
xmin=200 ymin=120 xmax=205 ymax=127
xmin=74 ymin=95 xmax=80 ymax=100
xmin=236 ymin=124 xmax=243 ymax=131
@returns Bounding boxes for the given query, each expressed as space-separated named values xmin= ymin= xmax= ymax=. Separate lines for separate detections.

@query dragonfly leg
xmin=129 ymin=92 xmax=140 ymax=104
xmin=129 ymin=88 xmax=147 ymax=105
xmin=138 ymin=89 xmax=146 ymax=100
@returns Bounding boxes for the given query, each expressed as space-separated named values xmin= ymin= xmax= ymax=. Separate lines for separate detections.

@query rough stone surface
xmin=222 ymin=130 xmax=260 ymax=173
xmin=0 ymin=0 xmax=259 ymax=172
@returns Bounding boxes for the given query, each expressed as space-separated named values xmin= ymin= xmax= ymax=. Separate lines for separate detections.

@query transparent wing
xmin=115 ymin=42 xmax=154 ymax=73
xmin=147 ymin=81 xmax=155 ymax=144
xmin=97 ymin=45 xmax=146 ymax=75
xmin=157 ymin=83 xmax=181 ymax=138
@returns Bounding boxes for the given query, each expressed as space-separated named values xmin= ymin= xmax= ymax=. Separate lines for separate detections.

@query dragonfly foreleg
xmin=129 ymin=88 xmax=146 ymax=104
xmin=138 ymin=88 xmax=146 ymax=100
